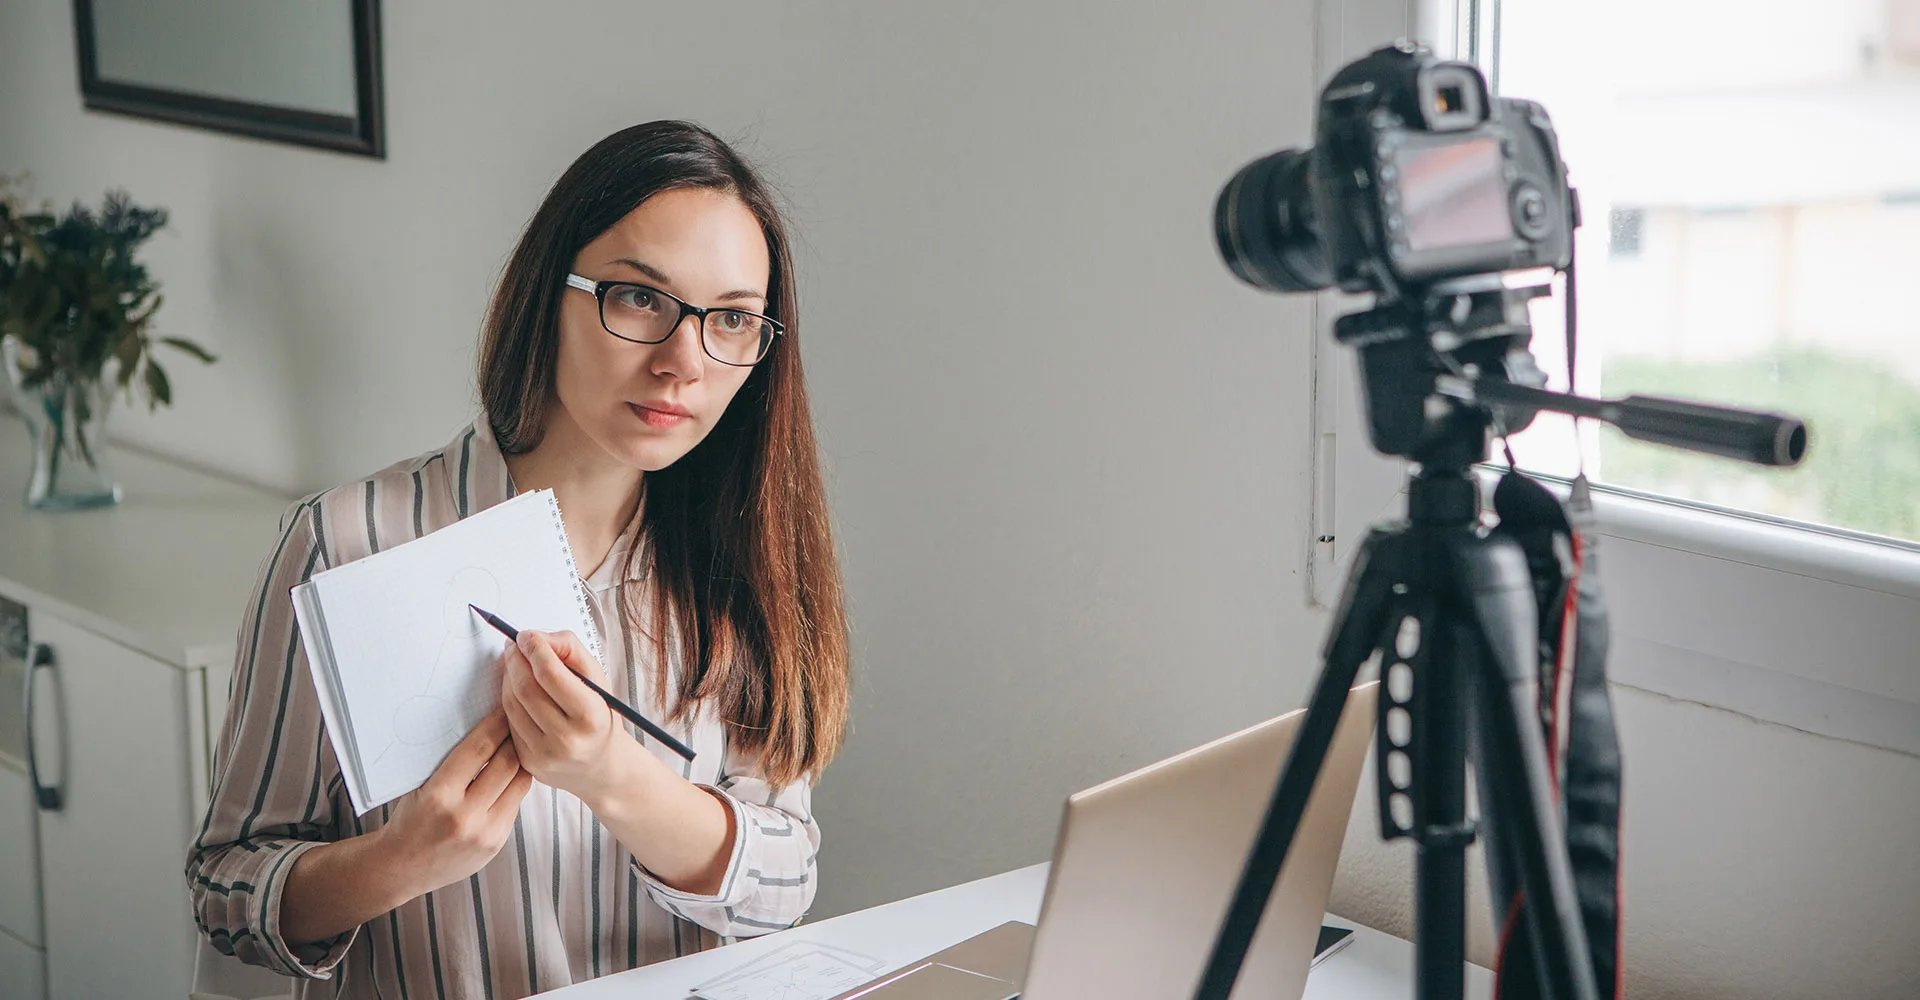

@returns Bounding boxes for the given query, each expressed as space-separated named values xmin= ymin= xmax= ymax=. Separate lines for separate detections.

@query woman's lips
xmin=629 ymin=402 xmax=688 ymax=428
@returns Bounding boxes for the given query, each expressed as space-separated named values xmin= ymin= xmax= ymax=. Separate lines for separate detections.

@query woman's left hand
xmin=500 ymin=630 xmax=626 ymax=802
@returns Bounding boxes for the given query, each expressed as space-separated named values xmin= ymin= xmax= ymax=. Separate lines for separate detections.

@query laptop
xmin=830 ymin=682 xmax=1379 ymax=1000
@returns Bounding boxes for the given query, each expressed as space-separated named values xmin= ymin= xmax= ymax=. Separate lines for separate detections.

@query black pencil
xmin=469 ymin=603 xmax=696 ymax=763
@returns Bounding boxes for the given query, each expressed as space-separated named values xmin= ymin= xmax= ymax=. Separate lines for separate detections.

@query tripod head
xmin=1333 ymin=279 xmax=1809 ymax=477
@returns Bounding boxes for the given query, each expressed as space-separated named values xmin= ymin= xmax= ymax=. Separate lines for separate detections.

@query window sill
xmin=1505 ymin=473 xmax=1920 ymax=758
xmin=1581 ymin=483 xmax=1920 ymax=602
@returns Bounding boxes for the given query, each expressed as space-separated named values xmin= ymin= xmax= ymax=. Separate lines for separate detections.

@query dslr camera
xmin=1216 ymin=41 xmax=1576 ymax=298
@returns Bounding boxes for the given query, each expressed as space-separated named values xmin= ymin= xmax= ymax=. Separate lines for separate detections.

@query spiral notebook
xmin=291 ymin=488 xmax=603 ymax=815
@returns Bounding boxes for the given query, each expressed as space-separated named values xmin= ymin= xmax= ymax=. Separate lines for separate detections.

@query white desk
xmin=533 ymin=863 xmax=1493 ymax=998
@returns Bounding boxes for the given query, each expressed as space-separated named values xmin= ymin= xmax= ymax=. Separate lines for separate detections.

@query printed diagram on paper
xmin=690 ymin=942 xmax=888 ymax=1000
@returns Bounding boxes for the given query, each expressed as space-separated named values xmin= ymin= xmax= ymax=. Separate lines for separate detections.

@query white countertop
xmin=0 ymin=417 xmax=292 ymax=666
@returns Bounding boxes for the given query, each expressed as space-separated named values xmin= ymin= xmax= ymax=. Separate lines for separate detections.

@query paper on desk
xmin=693 ymin=941 xmax=885 ymax=990
xmin=689 ymin=942 xmax=886 ymax=1000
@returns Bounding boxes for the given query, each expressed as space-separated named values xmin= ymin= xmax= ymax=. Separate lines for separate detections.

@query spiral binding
xmin=543 ymin=491 xmax=607 ymax=663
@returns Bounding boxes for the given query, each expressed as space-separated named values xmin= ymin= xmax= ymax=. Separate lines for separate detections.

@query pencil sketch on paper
xmin=370 ymin=566 xmax=504 ymax=765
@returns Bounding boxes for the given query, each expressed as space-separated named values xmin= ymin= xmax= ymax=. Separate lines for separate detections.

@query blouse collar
xmin=444 ymin=416 xmax=647 ymax=590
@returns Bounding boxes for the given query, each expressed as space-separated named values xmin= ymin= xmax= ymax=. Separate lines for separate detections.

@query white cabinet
xmin=29 ymin=612 xmax=201 ymax=1000
xmin=0 ymin=601 xmax=48 ymax=1000
xmin=0 ymin=421 xmax=292 ymax=1000
xmin=0 ymin=696 xmax=45 ymax=951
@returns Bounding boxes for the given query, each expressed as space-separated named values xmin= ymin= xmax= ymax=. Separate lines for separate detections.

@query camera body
xmin=1217 ymin=42 xmax=1576 ymax=297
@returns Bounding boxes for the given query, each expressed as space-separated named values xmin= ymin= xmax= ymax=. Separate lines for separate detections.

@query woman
xmin=187 ymin=120 xmax=851 ymax=998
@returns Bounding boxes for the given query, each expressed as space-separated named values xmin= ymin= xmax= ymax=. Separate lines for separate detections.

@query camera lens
xmin=1213 ymin=149 xmax=1331 ymax=294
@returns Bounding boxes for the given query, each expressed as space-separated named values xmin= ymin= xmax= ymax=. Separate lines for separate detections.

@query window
xmin=1477 ymin=0 xmax=1920 ymax=547
xmin=1308 ymin=0 xmax=1920 ymax=757
xmin=1606 ymin=208 xmax=1642 ymax=259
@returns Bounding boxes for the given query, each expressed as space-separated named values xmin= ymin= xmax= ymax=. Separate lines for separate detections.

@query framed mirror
xmin=73 ymin=0 xmax=385 ymax=158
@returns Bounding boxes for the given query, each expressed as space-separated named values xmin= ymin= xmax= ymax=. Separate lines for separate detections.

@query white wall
xmin=3 ymin=3 xmax=1915 ymax=999
xmin=0 ymin=0 xmax=1330 ymax=947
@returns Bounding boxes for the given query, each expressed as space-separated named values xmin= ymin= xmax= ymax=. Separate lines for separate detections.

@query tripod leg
xmin=1456 ymin=534 xmax=1600 ymax=1000
xmin=1192 ymin=527 xmax=1404 ymax=1000
xmin=1404 ymin=609 xmax=1473 ymax=1000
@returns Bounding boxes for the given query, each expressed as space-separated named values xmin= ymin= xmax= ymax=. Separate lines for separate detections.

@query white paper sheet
xmin=690 ymin=942 xmax=888 ymax=1000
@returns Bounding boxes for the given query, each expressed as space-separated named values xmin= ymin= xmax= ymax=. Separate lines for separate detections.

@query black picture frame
xmin=72 ymin=0 xmax=385 ymax=159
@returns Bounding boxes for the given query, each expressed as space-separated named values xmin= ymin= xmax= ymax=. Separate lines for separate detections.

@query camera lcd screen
xmin=1394 ymin=137 xmax=1512 ymax=252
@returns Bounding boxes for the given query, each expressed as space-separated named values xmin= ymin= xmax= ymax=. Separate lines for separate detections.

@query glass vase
xmin=2 ymin=337 xmax=123 ymax=510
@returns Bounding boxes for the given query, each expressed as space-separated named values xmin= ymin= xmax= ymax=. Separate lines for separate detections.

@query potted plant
xmin=0 ymin=177 xmax=215 ymax=509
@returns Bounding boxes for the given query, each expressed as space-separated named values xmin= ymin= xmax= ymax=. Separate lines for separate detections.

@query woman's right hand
xmin=378 ymin=710 xmax=534 ymax=895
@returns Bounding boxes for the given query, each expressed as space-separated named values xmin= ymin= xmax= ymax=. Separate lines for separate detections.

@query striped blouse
xmin=186 ymin=417 xmax=820 ymax=999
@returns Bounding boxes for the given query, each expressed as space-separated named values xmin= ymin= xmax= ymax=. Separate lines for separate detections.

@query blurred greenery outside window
xmin=1480 ymin=0 xmax=1920 ymax=546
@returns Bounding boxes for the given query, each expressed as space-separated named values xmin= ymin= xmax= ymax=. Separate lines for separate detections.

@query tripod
xmin=1190 ymin=287 xmax=1805 ymax=1000
xmin=1197 ymin=452 xmax=1598 ymax=1000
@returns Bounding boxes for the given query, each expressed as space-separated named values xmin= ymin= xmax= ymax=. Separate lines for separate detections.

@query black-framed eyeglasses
xmin=564 ymin=272 xmax=783 ymax=367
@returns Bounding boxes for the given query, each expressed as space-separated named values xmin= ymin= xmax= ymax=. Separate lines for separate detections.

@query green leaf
xmin=143 ymin=359 xmax=171 ymax=410
xmin=159 ymin=335 xmax=215 ymax=364
xmin=125 ymin=288 xmax=158 ymax=324
xmin=29 ymin=292 xmax=58 ymax=339
xmin=113 ymin=333 xmax=144 ymax=388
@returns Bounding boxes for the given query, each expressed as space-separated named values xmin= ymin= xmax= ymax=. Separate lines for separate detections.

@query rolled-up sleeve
xmin=185 ymin=499 xmax=355 ymax=979
xmin=634 ymin=742 xmax=821 ymax=939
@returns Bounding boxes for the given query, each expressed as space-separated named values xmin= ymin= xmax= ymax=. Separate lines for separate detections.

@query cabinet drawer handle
xmin=26 ymin=643 xmax=64 ymax=812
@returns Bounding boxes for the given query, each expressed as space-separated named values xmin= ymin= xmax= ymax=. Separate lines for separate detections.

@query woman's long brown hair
xmin=477 ymin=121 xmax=848 ymax=790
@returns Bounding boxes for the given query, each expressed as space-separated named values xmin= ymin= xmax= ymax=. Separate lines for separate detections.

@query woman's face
xmin=554 ymin=187 xmax=771 ymax=473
